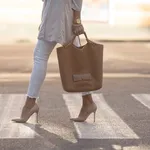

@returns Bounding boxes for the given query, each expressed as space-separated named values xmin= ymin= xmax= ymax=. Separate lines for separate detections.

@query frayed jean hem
xmin=26 ymin=94 xmax=40 ymax=100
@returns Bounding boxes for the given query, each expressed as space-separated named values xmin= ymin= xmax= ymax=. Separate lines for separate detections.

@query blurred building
xmin=82 ymin=0 xmax=150 ymax=27
xmin=0 ymin=0 xmax=150 ymax=44
xmin=81 ymin=0 xmax=150 ymax=41
xmin=109 ymin=0 xmax=150 ymax=27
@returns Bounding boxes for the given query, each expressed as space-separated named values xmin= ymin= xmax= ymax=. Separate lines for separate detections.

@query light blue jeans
xmin=26 ymin=38 xmax=93 ymax=99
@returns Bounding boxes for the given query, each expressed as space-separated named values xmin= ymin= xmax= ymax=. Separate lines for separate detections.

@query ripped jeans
xmin=26 ymin=37 xmax=93 ymax=99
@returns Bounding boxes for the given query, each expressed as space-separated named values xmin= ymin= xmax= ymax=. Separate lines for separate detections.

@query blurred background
xmin=1 ymin=1 xmax=150 ymax=149
xmin=0 ymin=0 xmax=150 ymax=44
xmin=0 ymin=0 xmax=150 ymax=74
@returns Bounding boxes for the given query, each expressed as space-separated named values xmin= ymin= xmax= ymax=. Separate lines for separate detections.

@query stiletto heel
xmin=93 ymin=110 xmax=96 ymax=123
xmin=35 ymin=110 xmax=39 ymax=123
xmin=12 ymin=103 xmax=39 ymax=123
xmin=70 ymin=102 xmax=97 ymax=122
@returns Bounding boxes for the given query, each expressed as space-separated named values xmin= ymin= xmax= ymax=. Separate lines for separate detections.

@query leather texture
xmin=56 ymin=32 xmax=104 ymax=92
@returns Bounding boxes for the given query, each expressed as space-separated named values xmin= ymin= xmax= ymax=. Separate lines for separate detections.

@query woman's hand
xmin=72 ymin=8 xmax=84 ymax=35
xmin=72 ymin=23 xmax=85 ymax=36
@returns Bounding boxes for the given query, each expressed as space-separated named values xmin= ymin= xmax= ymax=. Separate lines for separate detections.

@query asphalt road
xmin=0 ymin=42 xmax=150 ymax=150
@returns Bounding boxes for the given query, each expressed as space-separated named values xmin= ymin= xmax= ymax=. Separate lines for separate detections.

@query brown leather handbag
xmin=56 ymin=32 xmax=104 ymax=92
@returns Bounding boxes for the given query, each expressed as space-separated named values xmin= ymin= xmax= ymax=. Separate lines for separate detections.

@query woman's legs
xmin=12 ymin=39 xmax=57 ymax=122
xmin=24 ymin=39 xmax=57 ymax=108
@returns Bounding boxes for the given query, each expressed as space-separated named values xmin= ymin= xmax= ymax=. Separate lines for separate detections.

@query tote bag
xmin=56 ymin=32 xmax=104 ymax=92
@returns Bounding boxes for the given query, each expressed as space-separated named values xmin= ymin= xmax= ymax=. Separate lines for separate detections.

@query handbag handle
xmin=72 ymin=32 xmax=89 ymax=45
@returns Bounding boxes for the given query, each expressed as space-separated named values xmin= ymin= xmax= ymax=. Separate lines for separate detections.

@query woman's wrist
xmin=72 ymin=9 xmax=81 ymax=24
xmin=73 ymin=18 xmax=81 ymax=24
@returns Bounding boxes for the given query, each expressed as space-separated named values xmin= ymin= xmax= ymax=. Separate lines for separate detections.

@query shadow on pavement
xmin=0 ymin=122 xmax=142 ymax=150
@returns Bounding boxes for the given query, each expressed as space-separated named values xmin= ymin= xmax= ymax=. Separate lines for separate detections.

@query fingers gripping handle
xmin=72 ymin=32 xmax=89 ymax=46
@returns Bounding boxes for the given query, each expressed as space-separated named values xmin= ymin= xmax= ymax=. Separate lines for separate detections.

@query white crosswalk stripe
xmin=1 ymin=93 xmax=150 ymax=140
xmin=132 ymin=94 xmax=150 ymax=109
xmin=0 ymin=94 xmax=40 ymax=138
xmin=63 ymin=93 xmax=139 ymax=139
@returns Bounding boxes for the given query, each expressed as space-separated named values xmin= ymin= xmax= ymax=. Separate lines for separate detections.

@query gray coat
xmin=38 ymin=0 xmax=83 ymax=45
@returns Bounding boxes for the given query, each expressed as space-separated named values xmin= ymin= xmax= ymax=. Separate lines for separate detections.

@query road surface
xmin=0 ymin=42 xmax=150 ymax=150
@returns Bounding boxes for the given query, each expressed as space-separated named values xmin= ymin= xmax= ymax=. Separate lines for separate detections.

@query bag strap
xmin=77 ymin=35 xmax=81 ymax=46
xmin=72 ymin=32 xmax=89 ymax=45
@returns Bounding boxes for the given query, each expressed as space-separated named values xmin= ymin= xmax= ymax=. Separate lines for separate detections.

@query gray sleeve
xmin=71 ymin=0 xmax=83 ymax=11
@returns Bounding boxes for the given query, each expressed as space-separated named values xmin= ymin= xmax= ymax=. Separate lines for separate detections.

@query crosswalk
xmin=0 ymin=93 xmax=150 ymax=140
xmin=0 ymin=94 xmax=40 ymax=138
xmin=63 ymin=93 xmax=150 ymax=140
xmin=132 ymin=94 xmax=150 ymax=110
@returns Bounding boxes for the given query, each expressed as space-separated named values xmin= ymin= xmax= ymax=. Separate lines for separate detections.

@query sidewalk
xmin=82 ymin=23 xmax=150 ymax=41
